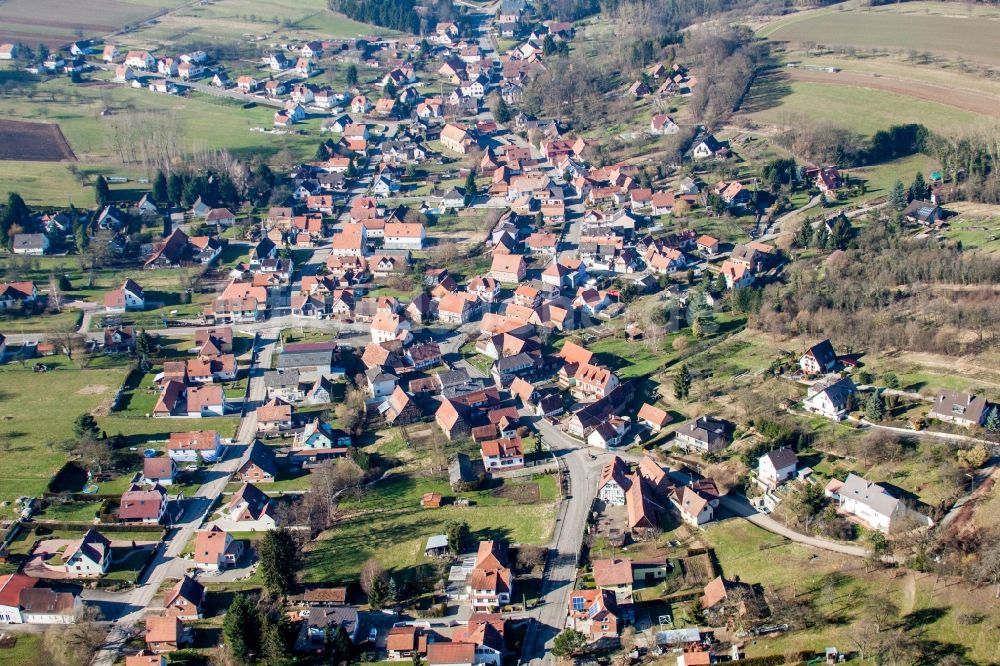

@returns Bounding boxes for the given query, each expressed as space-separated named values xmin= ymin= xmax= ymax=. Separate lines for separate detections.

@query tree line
xmin=330 ymin=0 xmax=422 ymax=33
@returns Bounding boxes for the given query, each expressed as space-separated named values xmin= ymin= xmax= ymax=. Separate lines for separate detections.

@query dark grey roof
xmin=365 ymin=365 xmax=398 ymax=384
xmin=804 ymin=339 xmax=837 ymax=369
xmin=264 ymin=369 xmax=301 ymax=388
xmin=13 ymin=234 xmax=46 ymax=250
xmin=450 ymin=452 xmax=475 ymax=485
xmin=277 ymin=350 xmax=335 ymax=370
xmin=306 ymin=605 xmax=358 ymax=632
xmin=808 ymin=376 xmax=856 ymax=408
xmin=437 ymin=368 xmax=471 ymax=389
xmin=929 ymin=390 xmax=989 ymax=424
xmin=496 ymin=352 xmax=536 ymax=372
xmin=679 ymin=415 xmax=730 ymax=446
xmin=761 ymin=447 xmax=798 ymax=470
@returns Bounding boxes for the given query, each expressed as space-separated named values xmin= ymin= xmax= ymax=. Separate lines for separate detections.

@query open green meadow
xmin=0 ymin=74 xmax=323 ymax=205
xmin=0 ymin=0 xmax=188 ymax=47
xmin=747 ymin=80 xmax=981 ymax=137
xmin=303 ymin=472 xmax=558 ymax=583
xmin=0 ymin=256 xmax=207 ymax=332
xmin=0 ymin=160 xmax=96 ymax=208
xmin=704 ymin=519 xmax=1000 ymax=663
xmin=0 ymin=355 xmax=128 ymax=507
xmin=116 ymin=0 xmax=392 ymax=48
xmin=759 ymin=2 xmax=1000 ymax=65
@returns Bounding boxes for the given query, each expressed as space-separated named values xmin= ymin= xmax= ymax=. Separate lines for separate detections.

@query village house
xmin=758 ymin=448 xmax=799 ymax=487
xmin=12 ymin=233 xmax=49 ymax=255
xmin=16 ymin=586 xmax=80 ymax=624
xmin=637 ymin=403 xmax=671 ymax=432
xmin=467 ymin=541 xmax=513 ymax=611
xmin=799 ymin=339 xmax=838 ymax=374
xmin=221 ymin=482 xmax=277 ymax=530
xmin=236 ymin=441 xmax=277 ymax=484
xmin=194 ymin=526 xmax=243 ymax=571
xmin=62 ymin=529 xmax=112 ymax=577
xmin=825 ymin=473 xmax=932 ymax=534
xmin=928 ymin=390 xmax=991 ymax=428
xmin=119 ymin=483 xmax=168 ymax=524
xmin=186 ymin=385 xmax=227 ymax=417
xmin=256 ymin=398 xmax=293 ymax=435
xmin=480 ymin=437 xmax=525 ymax=473
xmin=142 ymin=456 xmax=176 ymax=486
xmin=696 ymin=235 xmax=720 ymax=255
xmin=716 ymin=255 xmax=752 ymax=288
xmin=670 ymin=480 xmax=720 ymax=527
xmin=441 ymin=123 xmax=474 ymax=154
xmin=302 ymin=606 xmax=360 ymax=646
xmin=592 ymin=557 xmax=634 ymax=604
xmin=383 ymin=222 xmax=426 ymax=250
xmin=567 ymin=588 xmax=619 ymax=640
xmin=803 ymin=376 xmax=857 ymax=421
xmin=371 ymin=311 xmax=413 ymax=345
xmin=168 ymin=431 xmax=223 ymax=463
xmin=290 ymin=417 xmax=353 ymax=464
xmin=674 ymin=416 xmax=731 ymax=453
xmin=163 ymin=576 xmax=205 ymax=621
xmin=386 ymin=625 xmax=430 ymax=660
xmin=145 ymin=616 xmax=185 ymax=653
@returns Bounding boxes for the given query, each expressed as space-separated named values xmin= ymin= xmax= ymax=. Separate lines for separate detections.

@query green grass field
xmin=0 ymin=75 xmax=322 ymax=201
xmin=0 ymin=356 xmax=128 ymax=508
xmin=748 ymin=80 xmax=981 ymax=137
xmin=0 ymin=160 xmax=96 ymax=208
xmin=117 ymin=0 xmax=392 ymax=48
xmin=0 ymin=0 xmax=188 ymax=47
xmin=0 ymin=256 xmax=206 ymax=331
xmin=705 ymin=519 xmax=999 ymax=663
xmin=303 ymin=473 xmax=558 ymax=584
xmin=759 ymin=2 xmax=1000 ymax=65
xmin=0 ymin=633 xmax=43 ymax=664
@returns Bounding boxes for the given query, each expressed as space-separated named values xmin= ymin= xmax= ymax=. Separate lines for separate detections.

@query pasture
xmin=0 ymin=119 xmax=75 ymax=161
xmin=0 ymin=77 xmax=320 ymax=207
xmin=759 ymin=2 xmax=1000 ymax=66
xmin=0 ymin=75 xmax=320 ymax=171
xmin=0 ymin=0 xmax=187 ymax=47
xmin=115 ymin=0 xmax=391 ymax=49
xmin=0 ymin=161 xmax=95 ymax=207
xmin=302 ymin=473 xmax=558 ymax=583
xmin=745 ymin=80 xmax=981 ymax=137
xmin=0 ymin=356 xmax=128 ymax=509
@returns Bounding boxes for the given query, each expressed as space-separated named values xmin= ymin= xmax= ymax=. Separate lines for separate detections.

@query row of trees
xmin=774 ymin=122 xmax=930 ymax=168
xmin=685 ymin=26 xmax=765 ymax=129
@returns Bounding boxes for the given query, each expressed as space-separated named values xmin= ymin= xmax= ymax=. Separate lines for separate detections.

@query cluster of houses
xmin=629 ymin=62 xmax=698 ymax=100
xmin=152 ymin=327 xmax=238 ymax=417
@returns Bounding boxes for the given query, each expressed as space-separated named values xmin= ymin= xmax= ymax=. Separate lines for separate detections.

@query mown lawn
xmin=0 ymin=355 xmax=128 ymax=508
xmin=37 ymin=500 xmax=103 ymax=522
xmin=303 ymin=472 xmax=558 ymax=584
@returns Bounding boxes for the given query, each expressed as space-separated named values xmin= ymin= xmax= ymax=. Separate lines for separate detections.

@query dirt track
xmin=783 ymin=69 xmax=1000 ymax=119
